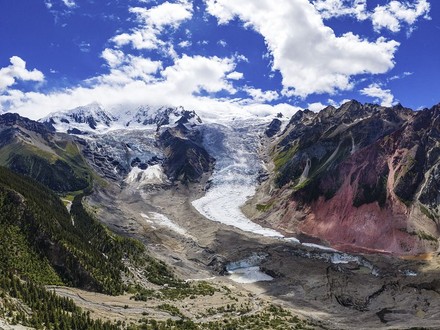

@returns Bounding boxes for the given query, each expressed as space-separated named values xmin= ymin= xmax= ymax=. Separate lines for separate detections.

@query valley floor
xmin=81 ymin=181 xmax=440 ymax=330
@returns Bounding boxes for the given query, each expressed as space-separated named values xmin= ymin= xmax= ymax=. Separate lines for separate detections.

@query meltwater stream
xmin=192 ymin=121 xmax=283 ymax=237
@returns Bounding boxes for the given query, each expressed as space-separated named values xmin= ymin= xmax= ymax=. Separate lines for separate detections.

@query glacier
xmin=192 ymin=120 xmax=283 ymax=238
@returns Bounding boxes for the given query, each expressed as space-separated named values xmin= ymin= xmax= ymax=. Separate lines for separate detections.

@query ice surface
xmin=226 ymin=253 xmax=273 ymax=284
xmin=401 ymin=270 xmax=418 ymax=277
xmin=226 ymin=253 xmax=268 ymax=271
xmin=302 ymin=243 xmax=338 ymax=252
xmin=284 ymin=237 xmax=301 ymax=244
xmin=227 ymin=266 xmax=273 ymax=284
xmin=192 ymin=121 xmax=283 ymax=238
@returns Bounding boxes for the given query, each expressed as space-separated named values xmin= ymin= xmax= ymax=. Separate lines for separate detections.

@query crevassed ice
xmin=192 ymin=122 xmax=283 ymax=238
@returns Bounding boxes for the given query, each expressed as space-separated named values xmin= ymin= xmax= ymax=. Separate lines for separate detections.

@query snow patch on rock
xmin=125 ymin=165 xmax=167 ymax=187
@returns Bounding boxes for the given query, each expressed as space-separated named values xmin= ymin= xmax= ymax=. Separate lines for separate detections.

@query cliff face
xmin=158 ymin=123 xmax=215 ymax=183
xmin=254 ymin=101 xmax=440 ymax=255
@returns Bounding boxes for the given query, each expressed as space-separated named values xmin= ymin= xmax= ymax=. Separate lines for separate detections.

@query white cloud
xmin=136 ymin=2 xmax=192 ymax=28
xmin=160 ymin=55 xmax=237 ymax=95
xmin=360 ymin=83 xmax=394 ymax=107
xmin=3 ymin=0 xmax=427 ymax=123
xmin=226 ymin=71 xmax=243 ymax=80
xmin=44 ymin=0 xmax=76 ymax=11
xmin=234 ymin=54 xmax=249 ymax=63
xmin=307 ymin=101 xmax=327 ymax=112
xmin=78 ymin=41 xmax=91 ymax=53
xmin=112 ymin=2 xmax=193 ymax=50
xmin=205 ymin=0 xmax=399 ymax=98
xmin=244 ymin=87 xmax=279 ymax=103
xmin=178 ymin=40 xmax=192 ymax=48
xmin=389 ymin=71 xmax=413 ymax=81
xmin=218 ymin=40 xmax=227 ymax=47
xmin=372 ymin=0 xmax=430 ymax=33
xmin=0 ymin=54 xmax=240 ymax=117
xmin=101 ymin=48 xmax=126 ymax=68
xmin=312 ymin=0 xmax=430 ymax=34
xmin=61 ymin=0 xmax=76 ymax=8
xmin=313 ymin=0 xmax=368 ymax=20
xmin=0 ymin=56 xmax=44 ymax=91
xmin=0 ymin=52 xmax=304 ymax=122
xmin=94 ymin=54 xmax=162 ymax=86
xmin=328 ymin=98 xmax=351 ymax=108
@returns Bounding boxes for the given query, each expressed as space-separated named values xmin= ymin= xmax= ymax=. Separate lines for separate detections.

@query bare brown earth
xmin=78 ymin=180 xmax=440 ymax=329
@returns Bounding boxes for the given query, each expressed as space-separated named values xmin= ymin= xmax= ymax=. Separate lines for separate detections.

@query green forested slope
xmin=0 ymin=166 xmax=143 ymax=294
xmin=0 ymin=166 xmax=146 ymax=328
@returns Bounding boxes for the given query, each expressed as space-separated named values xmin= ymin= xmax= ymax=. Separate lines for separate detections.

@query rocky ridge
xmin=248 ymin=100 xmax=440 ymax=255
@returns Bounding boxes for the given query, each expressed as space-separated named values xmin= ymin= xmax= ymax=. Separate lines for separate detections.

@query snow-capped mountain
xmin=40 ymin=103 xmax=214 ymax=190
xmin=43 ymin=102 xmax=116 ymax=133
xmin=41 ymin=103 xmax=202 ymax=134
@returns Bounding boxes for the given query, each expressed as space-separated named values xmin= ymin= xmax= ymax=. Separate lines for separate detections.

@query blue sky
xmin=0 ymin=0 xmax=438 ymax=119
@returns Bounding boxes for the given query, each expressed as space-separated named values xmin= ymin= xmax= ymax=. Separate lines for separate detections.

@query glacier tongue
xmin=192 ymin=120 xmax=283 ymax=238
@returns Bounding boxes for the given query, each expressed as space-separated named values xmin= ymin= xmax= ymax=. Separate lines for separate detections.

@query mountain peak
xmin=41 ymin=103 xmax=202 ymax=134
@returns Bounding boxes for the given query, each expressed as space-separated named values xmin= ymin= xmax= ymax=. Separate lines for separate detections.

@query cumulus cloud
xmin=1 ymin=2 xmax=297 ymax=120
xmin=244 ymin=87 xmax=279 ymax=103
xmin=371 ymin=0 xmax=430 ymax=33
xmin=178 ymin=40 xmax=192 ymax=48
xmin=360 ymin=83 xmax=394 ymax=107
xmin=307 ymin=101 xmax=328 ymax=112
xmin=0 ymin=56 xmax=44 ymax=91
xmin=205 ymin=0 xmax=399 ymax=98
xmin=2 ymin=0 xmax=429 ymax=121
xmin=0 ymin=51 xmax=303 ymax=121
xmin=101 ymin=48 xmax=126 ymax=68
xmin=313 ymin=0 xmax=431 ymax=33
xmin=95 ymin=51 xmax=163 ymax=85
xmin=328 ymin=98 xmax=351 ymax=108
xmin=0 ymin=54 xmax=244 ymax=118
xmin=160 ymin=55 xmax=237 ymax=95
xmin=313 ymin=0 xmax=368 ymax=20
xmin=112 ymin=1 xmax=193 ymax=51
xmin=44 ymin=1 xmax=53 ymax=9
xmin=61 ymin=0 xmax=76 ymax=8
xmin=226 ymin=71 xmax=243 ymax=80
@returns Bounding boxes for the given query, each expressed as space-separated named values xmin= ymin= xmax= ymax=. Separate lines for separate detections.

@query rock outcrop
xmin=158 ymin=123 xmax=215 ymax=183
